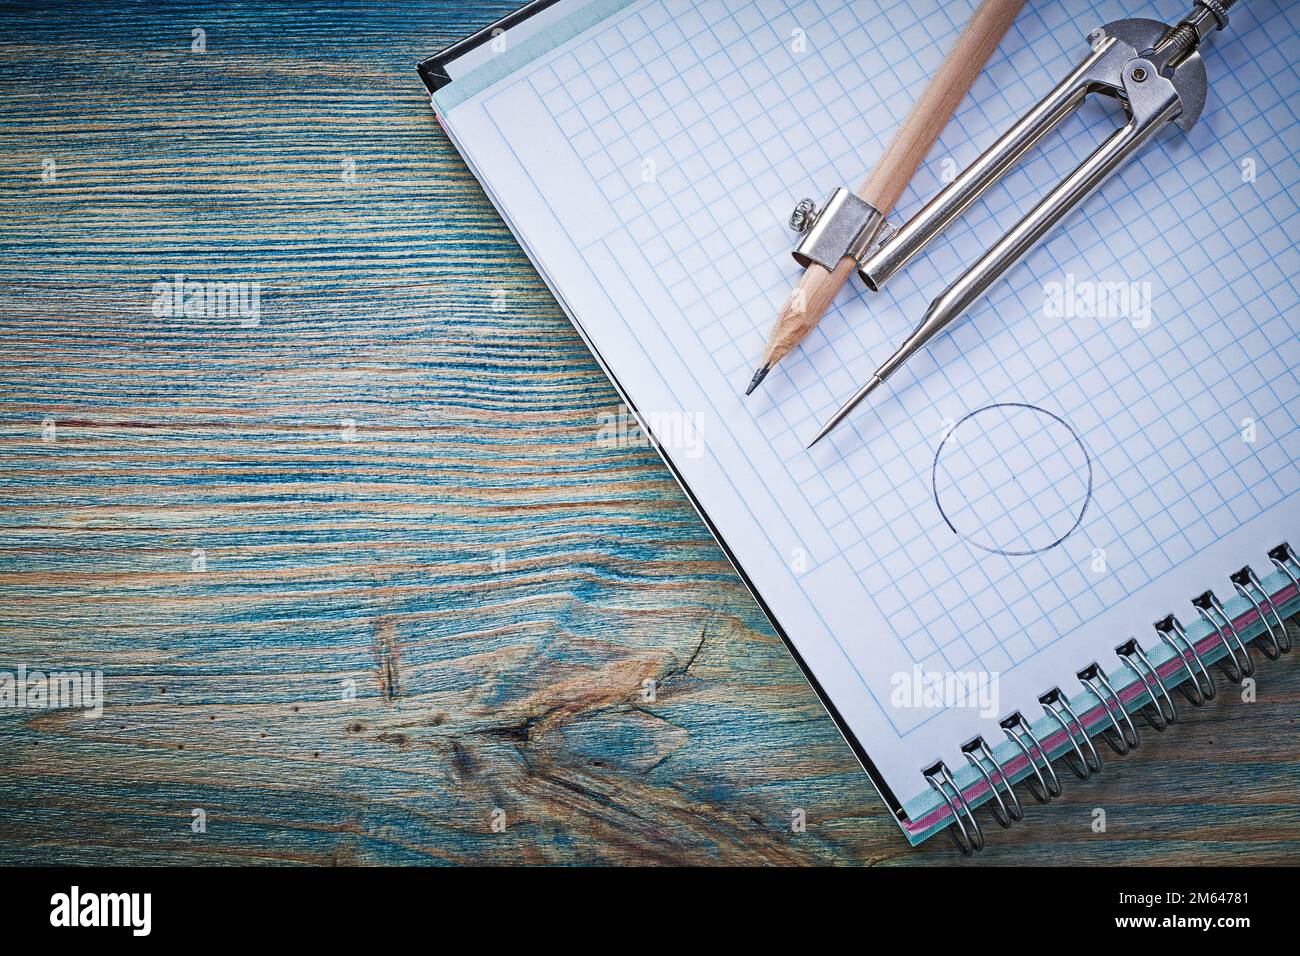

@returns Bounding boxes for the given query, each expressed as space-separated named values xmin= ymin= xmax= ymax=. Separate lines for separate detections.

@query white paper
xmin=435 ymin=0 xmax=1300 ymax=824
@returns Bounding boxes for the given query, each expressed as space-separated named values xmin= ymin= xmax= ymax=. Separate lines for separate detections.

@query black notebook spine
xmin=417 ymin=0 xmax=560 ymax=94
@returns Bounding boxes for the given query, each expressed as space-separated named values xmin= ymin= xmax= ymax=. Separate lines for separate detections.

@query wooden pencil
xmin=748 ymin=0 xmax=1026 ymax=394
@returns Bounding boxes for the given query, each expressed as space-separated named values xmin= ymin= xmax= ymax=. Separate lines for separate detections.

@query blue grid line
xmin=472 ymin=0 xmax=1300 ymax=730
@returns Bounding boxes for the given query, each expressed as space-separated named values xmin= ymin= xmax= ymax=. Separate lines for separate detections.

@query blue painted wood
xmin=0 ymin=0 xmax=1296 ymax=865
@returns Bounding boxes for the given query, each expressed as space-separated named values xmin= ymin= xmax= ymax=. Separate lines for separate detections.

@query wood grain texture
xmin=0 ymin=0 xmax=1297 ymax=867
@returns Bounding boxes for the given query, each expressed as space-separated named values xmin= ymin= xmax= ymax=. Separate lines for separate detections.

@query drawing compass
xmin=811 ymin=0 xmax=1234 ymax=446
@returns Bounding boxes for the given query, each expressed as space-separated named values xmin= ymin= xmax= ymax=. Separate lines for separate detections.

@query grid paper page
xmin=434 ymin=0 xmax=1300 ymax=832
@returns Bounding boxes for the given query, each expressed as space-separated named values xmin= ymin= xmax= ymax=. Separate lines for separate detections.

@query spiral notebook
xmin=421 ymin=0 xmax=1300 ymax=849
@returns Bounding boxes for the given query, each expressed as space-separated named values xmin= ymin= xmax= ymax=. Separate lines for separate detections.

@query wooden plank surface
xmin=0 ymin=0 xmax=1296 ymax=866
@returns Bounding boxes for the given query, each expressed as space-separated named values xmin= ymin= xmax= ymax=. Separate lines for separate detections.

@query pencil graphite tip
xmin=745 ymin=363 xmax=771 ymax=396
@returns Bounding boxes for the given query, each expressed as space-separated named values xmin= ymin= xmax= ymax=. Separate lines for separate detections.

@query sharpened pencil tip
xmin=745 ymin=363 xmax=771 ymax=396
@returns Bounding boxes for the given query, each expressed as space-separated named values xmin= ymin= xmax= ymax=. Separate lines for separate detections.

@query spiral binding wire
xmin=1156 ymin=614 xmax=1216 ymax=703
xmin=922 ymin=542 xmax=1297 ymax=854
xmin=1000 ymin=711 xmax=1062 ymax=803
xmin=1039 ymin=687 xmax=1102 ymax=778
xmin=1233 ymin=566 xmax=1292 ymax=657
xmin=1078 ymin=663 xmax=1140 ymax=754
xmin=924 ymin=761 xmax=983 ymax=855
xmin=1192 ymin=590 xmax=1253 ymax=681
xmin=962 ymin=736 xmax=1022 ymax=827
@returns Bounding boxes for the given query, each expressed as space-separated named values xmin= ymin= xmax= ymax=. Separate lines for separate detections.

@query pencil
xmin=747 ymin=0 xmax=1025 ymax=395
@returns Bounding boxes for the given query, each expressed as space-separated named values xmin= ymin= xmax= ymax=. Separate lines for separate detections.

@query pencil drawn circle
xmin=931 ymin=403 xmax=1092 ymax=557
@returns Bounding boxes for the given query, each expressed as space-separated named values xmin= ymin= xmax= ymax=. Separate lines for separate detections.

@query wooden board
xmin=0 ymin=0 xmax=1296 ymax=865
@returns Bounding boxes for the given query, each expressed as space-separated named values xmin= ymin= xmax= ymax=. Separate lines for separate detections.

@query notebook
xmin=421 ymin=0 xmax=1300 ymax=849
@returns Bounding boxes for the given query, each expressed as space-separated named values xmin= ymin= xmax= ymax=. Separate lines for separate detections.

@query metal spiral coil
xmin=1040 ymin=688 xmax=1103 ymax=779
xmin=1116 ymin=637 xmax=1177 ymax=730
xmin=1079 ymin=664 xmax=1141 ymax=754
xmin=922 ymin=541 xmax=1295 ymax=854
xmin=1192 ymin=590 xmax=1254 ymax=681
xmin=1270 ymin=543 xmax=1300 ymax=592
xmin=924 ymin=761 xmax=983 ymax=856
xmin=1156 ymin=614 xmax=1217 ymax=703
xmin=962 ymin=737 xmax=1022 ymax=827
xmin=1000 ymin=712 xmax=1061 ymax=803
xmin=1233 ymin=566 xmax=1292 ymax=657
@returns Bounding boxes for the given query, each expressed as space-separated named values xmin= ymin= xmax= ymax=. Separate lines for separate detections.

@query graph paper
xmin=432 ymin=0 xmax=1300 ymax=841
